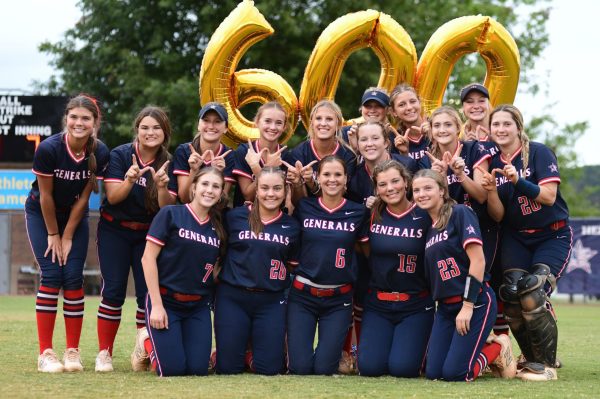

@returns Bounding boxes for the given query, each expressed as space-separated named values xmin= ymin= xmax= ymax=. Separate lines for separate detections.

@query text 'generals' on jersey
xmin=425 ymin=230 xmax=449 ymax=249
xmin=303 ymin=218 xmax=356 ymax=232
xmin=370 ymin=224 xmax=423 ymax=238
xmin=178 ymin=228 xmax=220 ymax=248
xmin=53 ymin=168 xmax=92 ymax=181
xmin=238 ymin=230 xmax=291 ymax=245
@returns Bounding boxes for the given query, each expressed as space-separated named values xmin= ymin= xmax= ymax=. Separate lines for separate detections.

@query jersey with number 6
xmin=293 ymin=197 xmax=369 ymax=285
xmin=146 ymin=204 xmax=221 ymax=296
xmin=367 ymin=204 xmax=430 ymax=292
xmin=489 ymin=142 xmax=569 ymax=230
xmin=423 ymin=204 xmax=483 ymax=300
xmin=220 ymin=205 xmax=300 ymax=291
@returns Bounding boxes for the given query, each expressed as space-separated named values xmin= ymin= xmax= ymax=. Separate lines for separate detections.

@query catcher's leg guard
xmin=499 ymin=269 xmax=534 ymax=361
xmin=518 ymin=264 xmax=558 ymax=367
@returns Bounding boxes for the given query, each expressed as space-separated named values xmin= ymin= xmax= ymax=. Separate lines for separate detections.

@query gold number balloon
xmin=298 ymin=10 xmax=417 ymax=128
xmin=415 ymin=16 xmax=520 ymax=115
xmin=199 ymin=0 xmax=298 ymax=146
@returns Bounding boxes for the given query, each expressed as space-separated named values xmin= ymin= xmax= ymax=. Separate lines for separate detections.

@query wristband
xmin=463 ymin=275 xmax=483 ymax=303
xmin=48 ymin=232 xmax=59 ymax=236
xmin=515 ymin=177 xmax=541 ymax=198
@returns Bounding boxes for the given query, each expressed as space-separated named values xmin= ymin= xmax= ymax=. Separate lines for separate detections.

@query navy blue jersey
xmin=220 ymin=205 xmax=301 ymax=291
xmin=367 ymin=204 xmax=431 ymax=292
xmin=290 ymin=139 xmax=357 ymax=179
xmin=30 ymin=132 xmax=109 ymax=209
xmin=102 ymin=143 xmax=175 ymax=223
xmin=490 ymin=142 xmax=569 ymax=230
xmin=424 ymin=205 xmax=483 ymax=300
xmin=347 ymin=153 xmax=418 ymax=204
xmin=420 ymin=141 xmax=490 ymax=207
xmin=168 ymin=141 xmax=235 ymax=195
xmin=406 ymin=134 xmax=431 ymax=164
xmin=231 ymin=140 xmax=293 ymax=207
xmin=146 ymin=204 xmax=221 ymax=296
xmin=293 ymin=197 xmax=369 ymax=285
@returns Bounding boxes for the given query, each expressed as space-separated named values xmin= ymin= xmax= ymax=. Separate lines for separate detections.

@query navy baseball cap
xmin=460 ymin=84 xmax=489 ymax=103
xmin=199 ymin=102 xmax=228 ymax=125
xmin=361 ymin=90 xmax=390 ymax=107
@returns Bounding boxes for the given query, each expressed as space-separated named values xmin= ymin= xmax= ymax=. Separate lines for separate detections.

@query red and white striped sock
xmin=36 ymin=285 xmax=60 ymax=353
xmin=63 ymin=288 xmax=85 ymax=349
xmin=97 ymin=299 xmax=122 ymax=354
xmin=472 ymin=342 xmax=502 ymax=379
xmin=135 ymin=307 xmax=145 ymax=329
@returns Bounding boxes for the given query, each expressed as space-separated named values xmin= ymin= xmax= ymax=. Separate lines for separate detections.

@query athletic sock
xmin=36 ymin=285 xmax=60 ymax=353
xmin=97 ymin=298 xmax=122 ymax=354
xmin=63 ymin=288 xmax=85 ymax=348
xmin=144 ymin=338 xmax=156 ymax=370
xmin=135 ymin=307 xmax=146 ymax=329
xmin=472 ymin=342 xmax=502 ymax=379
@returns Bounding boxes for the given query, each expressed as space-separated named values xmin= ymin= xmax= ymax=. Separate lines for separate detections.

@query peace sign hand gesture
xmin=188 ymin=144 xmax=211 ymax=172
xmin=391 ymin=125 xmax=409 ymax=155
xmin=426 ymin=151 xmax=449 ymax=175
xmin=151 ymin=160 xmax=170 ymax=188
xmin=125 ymin=154 xmax=151 ymax=183
xmin=475 ymin=165 xmax=500 ymax=192
xmin=211 ymin=149 xmax=232 ymax=172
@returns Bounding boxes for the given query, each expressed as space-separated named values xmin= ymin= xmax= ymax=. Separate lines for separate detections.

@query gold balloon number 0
xmin=199 ymin=0 xmax=520 ymax=146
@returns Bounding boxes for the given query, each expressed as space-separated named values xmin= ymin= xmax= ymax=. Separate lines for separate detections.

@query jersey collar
xmin=310 ymin=139 xmax=339 ymax=160
xmin=386 ymin=202 xmax=416 ymax=219
xmin=135 ymin=142 xmax=156 ymax=167
xmin=64 ymin=133 xmax=86 ymax=163
xmin=318 ymin=197 xmax=347 ymax=214
xmin=185 ymin=204 xmax=210 ymax=225
xmin=500 ymin=146 xmax=522 ymax=164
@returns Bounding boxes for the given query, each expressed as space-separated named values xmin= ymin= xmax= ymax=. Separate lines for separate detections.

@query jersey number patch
xmin=335 ymin=248 xmax=346 ymax=269
xmin=269 ymin=260 xmax=286 ymax=280
xmin=397 ymin=254 xmax=417 ymax=273
xmin=437 ymin=258 xmax=460 ymax=281
xmin=203 ymin=263 xmax=214 ymax=283
xmin=518 ymin=195 xmax=542 ymax=215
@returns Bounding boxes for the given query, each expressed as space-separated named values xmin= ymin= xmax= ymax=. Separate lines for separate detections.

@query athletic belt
xmin=159 ymin=286 xmax=203 ymax=302
xmin=101 ymin=211 xmax=151 ymax=231
xmin=519 ymin=219 xmax=567 ymax=234
xmin=292 ymin=279 xmax=352 ymax=297
xmin=374 ymin=290 xmax=429 ymax=302
xmin=440 ymin=286 xmax=484 ymax=305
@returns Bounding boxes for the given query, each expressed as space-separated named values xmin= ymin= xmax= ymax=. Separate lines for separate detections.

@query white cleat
xmin=489 ymin=334 xmax=517 ymax=379
xmin=38 ymin=348 xmax=64 ymax=373
xmin=131 ymin=327 xmax=150 ymax=372
xmin=63 ymin=348 xmax=84 ymax=372
xmin=95 ymin=349 xmax=114 ymax=372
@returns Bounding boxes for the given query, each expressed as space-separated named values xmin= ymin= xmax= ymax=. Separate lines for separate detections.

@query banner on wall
xmin=0 ymin=170 xmax=101 ymax=210
xmin=557 ymin=219 xmax=600 ymax=296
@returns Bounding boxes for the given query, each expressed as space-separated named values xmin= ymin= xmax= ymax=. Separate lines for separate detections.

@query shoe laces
xmin=44 ymin=349 xmax=59 ymax=363
xmin=65 ymin=348 xmax=80 ymax=362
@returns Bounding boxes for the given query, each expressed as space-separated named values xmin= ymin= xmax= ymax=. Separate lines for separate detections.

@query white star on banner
xmin=566 ymin=239 xmax=597 ymax=275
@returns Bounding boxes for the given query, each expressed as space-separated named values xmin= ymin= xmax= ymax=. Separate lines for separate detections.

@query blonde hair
xmin=428 ymin=106 xmax=463 ymax=160
xmin=371 ymin=160 xmax=412 ymax=224
xmin=356 ymin=121 xmax=391 ymax=157
xmin=490 ymin=104 xmax=530 ymax=170
xmin=413 ymin=169 xmax=456 ymax=230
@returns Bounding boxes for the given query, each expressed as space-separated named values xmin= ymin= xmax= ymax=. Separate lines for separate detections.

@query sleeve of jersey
xmin=287 ymin=226 xmax=301 ymax=266
xmin=95 ymin=142 xmax=110 ymax=180
xmin=457 ymin=206 xmax=483 ymax=249
xmin=166 ymin=160 xmax=177 ymax=197
xmin=146 ymin=207 xmax=171 ymax=247
xmin=172 ymin=144 xmax=191 ymax=177
xmin=232 ymin=145 xmax=253 ymax=180
xmin=223 ymin=149 xmax=236 ymax=183
xmin=103 ymin=148 xmax=127 ymax=184
xmin=417 ymin=156 xmax=432 ymax=170
xmin=345 ymin=151 xmax=358 ymax=178
xmin=470 ymin=142 xmax=491 ymax=169
xmin=31 ymin=140 xmax=55 ymax=177
xmin=533 ymin=144 xmax=561 ymax=186
xmin=357 ymin=210 xmax=370 ymax=242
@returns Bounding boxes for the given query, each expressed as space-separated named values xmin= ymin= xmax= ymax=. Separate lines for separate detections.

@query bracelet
xmin=463 ymin=275 xmax=483 ymax=303
xmin=48 ymin=232 xmax=59 ymax=236
xmin=515 ymin=177 xmax=541 ymax=198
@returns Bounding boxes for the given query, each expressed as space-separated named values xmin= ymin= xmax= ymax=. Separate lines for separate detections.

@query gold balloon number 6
xmin=199 ymin=0 xmax=520 ymax=146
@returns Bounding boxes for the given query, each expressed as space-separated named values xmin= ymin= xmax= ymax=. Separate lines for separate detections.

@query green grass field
xmin=0 ymin=296 xmax=598 ymax=398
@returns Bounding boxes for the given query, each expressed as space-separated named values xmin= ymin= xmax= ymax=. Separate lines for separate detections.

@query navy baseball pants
xmin=146 ymin=295 xmax=212 ymax=376
xmin=425 ymin=285 xmax=497 ymax=381
xmin=358 ymin=291 xmax=434 ymax=377
xmin=286 ymin=286 xmax=353 ymax=375
xmin=214 ymin=283 xmax=287 ymax=375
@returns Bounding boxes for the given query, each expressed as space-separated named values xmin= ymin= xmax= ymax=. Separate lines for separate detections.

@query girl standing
xmin=95 ymin=106 xmax=175 ymax=372
xmin=460 ymin=84 xmax=491 ymax=142
xmin=27 ymin=94 xmax=109 ymax=372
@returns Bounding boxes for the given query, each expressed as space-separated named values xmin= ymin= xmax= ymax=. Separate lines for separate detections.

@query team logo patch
xmin=548 ymin=163 xmax=558 ymax=172
xmin=466 ymin=225 xmax=476 ymax=234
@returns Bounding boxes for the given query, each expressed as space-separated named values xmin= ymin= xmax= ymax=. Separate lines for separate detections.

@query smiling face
xmin=192 ymin=171 xmax=224 ymax=209
xmin=357 ymin=124 xmax=388 ymax=163
xmin=462 ymin=91 xmax=489 ymax=123
xmin=317 ymin=159 xmax=347 ymax=198
xmin=412 ymin=176 xmax=444 ymax=212
xmin=311 ymin=106 xmax=338 ymax=141
xmin=137 ymin=116 xmax=165 ymax=149
xmin=66 ymin=107 xmax=95 ymax=140
xmin=490 ymin=110 xmax=521 ymax=149
xmin=198 ymin=111 xmax=226 ymax=144
xmin=256 ymin=172 xmax=286 ymax=213
xmin=257 ymin=108 xmax=287 ymax=143
xmin=375 ymin=168 xmax=408 ymax=207
xmin=391 ymin=91 xmax=421 ymax=125
xmin=431 ymin=112 xmax=460 ymax=148
xmin=361 ymin=100 xmax=387 ymax=123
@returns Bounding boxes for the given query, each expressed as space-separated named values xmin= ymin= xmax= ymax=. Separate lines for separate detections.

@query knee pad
xmin=517 ymin=264 xmax=555 ymax=313
xmin=499 ymin=269 xmax=527 ymax=304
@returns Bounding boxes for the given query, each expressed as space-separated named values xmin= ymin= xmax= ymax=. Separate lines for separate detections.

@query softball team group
xmin=26 ymin=83 xmax=571 ymax=382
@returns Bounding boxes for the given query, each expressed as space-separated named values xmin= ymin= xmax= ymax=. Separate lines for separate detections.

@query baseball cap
xmin=460 ymin=84 xmax=489 ymax=103
xmin=361 ymin=90 xmax=390 ymax=107
xmin=199 ymin=102 xmax=228 ymax=125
